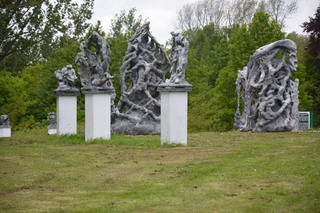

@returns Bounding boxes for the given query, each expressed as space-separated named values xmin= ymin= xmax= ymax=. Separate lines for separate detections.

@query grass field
xmin=0 ymin=128 xmax=319 ymax=212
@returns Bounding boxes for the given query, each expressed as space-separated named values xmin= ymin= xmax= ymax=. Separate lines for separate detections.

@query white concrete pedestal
xmin=56 ymin=95 xmax=78 ymax=136
xmin=0 ymin=126 xmax=11 ymax=137
xmin=84 ymin=92 xmax=111 ymax=141
xmin=158 ymin=84 xmax=192 ymax=145
xmin=48 ymin=128 xmax=57 ymax=135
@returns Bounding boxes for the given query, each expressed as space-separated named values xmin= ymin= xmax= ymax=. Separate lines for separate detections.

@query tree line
xmin=0 ymin=0 xmax=319 ymax=131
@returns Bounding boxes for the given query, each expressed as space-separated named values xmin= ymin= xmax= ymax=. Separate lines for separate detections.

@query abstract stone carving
xmin=75 ymin=31 xmax=115 ymax=91
xmin=112 ymin=22 xmax=170 ymax=135
xmin=0 ymin=115 xmax=10 ymax=127
xmin=54 ymin=65 xmax=79 ymax=94
xmin=47 ymin=112 xmax=57 ymax=129
xmin=167 ymin=32 xmax=189 ymax=84
xmin=234 ymin=39 xmax=299 ymax=132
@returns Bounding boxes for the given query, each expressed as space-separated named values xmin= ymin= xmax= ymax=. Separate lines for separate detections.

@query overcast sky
xmin=82 ymin=0 xmax=319 ymax=45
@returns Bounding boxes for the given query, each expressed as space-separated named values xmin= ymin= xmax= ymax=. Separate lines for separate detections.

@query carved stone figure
xmin=234 ymin=66 xmax=248 ymax=130
xmin=47 ymin=112 xmax=57 ymax=129
xmin=75 ymin=31 xmax=116 ymax=112
xmin=167 ymin=32 xmax=189 ymax=84
xmin=291 ymin=79 xmax=300 ymax=130
xmin=75 ymin=31 xmax=115 ymax=90
xmin=53 ymin=65 xmax=79 ymax=94
xmin=234 ymin=39 xmax=299 ymax=133
xmin=0 ymin=115 xmax=10 ymax=127
xmin=112 ymin=22 xmax=170 ymax=135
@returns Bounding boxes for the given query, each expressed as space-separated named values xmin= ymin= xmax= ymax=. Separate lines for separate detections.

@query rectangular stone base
xmin=48 ymin=129 xmax=57 ymax=135
xmin=0 ymin=127 xmax=11 ymax=137
xmin=85 ymin=93 xmax=111 ymax=141
xmin=56 ymin=96 xmax=77 ymax=136
xmin=161 ymin=91 xmax=188 ymax=145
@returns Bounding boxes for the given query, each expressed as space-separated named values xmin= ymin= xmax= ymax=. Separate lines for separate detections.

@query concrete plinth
xmin=48 ymin=128 xmax=57 ymax=135
xmin=158 ymin=84 xmax=192 ymax=145
xmin=0 ymin=126 xmax=11 ymax=137
xmin=56 ymin=95 xmax=78 ymax=136
xmin=83 ymin=90 xmax=112 ymax=141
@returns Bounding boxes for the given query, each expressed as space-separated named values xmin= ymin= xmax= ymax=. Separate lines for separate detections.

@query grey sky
xmin=82 ymin=0 xmax=319 ymax=44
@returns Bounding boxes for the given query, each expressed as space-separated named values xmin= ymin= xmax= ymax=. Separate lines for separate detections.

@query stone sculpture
xmin=53 ymin=65 xmax=79 ymax=94
xmin=234 ymin=39 xmax=299 ymax=133
xmin=75 ymin=31 xmax=115 ymax=91
xmin=75 ymin=31 xmax=116 ymax=112
xmin=0 ymin=115 xmax=10 ymax=127
xmin=47 ymin=112 xmax=57 ymax=129
xmin=112 ymin=22 xmax=170 ymax=135
xmin=291 ymin=79 xmax=300 ymax=130
xmin=167 ymin=32 xmax=190 ymax=84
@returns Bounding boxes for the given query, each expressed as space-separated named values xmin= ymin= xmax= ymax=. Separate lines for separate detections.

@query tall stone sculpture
xmin=76 ymin=31 xmax=115 ymax=140
xmin=157 ymin=32 xmax=192 ymax=145
xmin=167 ymin=31 xmax=189 ymax=84
xmin=112 ymin=22 xmax=170 ymax=135
xmin=75 ymin=31 xmax=115 ymax=95
xmin=53 ymin=65 xmax=79 ymax=95
xmin=234 ymin=39 xmax=299 ymax=133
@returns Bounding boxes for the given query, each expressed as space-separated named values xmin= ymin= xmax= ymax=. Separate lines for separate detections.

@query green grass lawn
xmin=0 ymin=128 xmax=319 ymax=212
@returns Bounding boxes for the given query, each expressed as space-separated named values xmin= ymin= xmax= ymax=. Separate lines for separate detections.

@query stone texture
xmin=234 ymin=39 xmax=299 ymax=133
xmin=47 ymin=112 xmax=57 ymax=129
xmin=53 ymin=65 xmax=79 ymax=95
xmin=0 ymin=115 xmax=11 ymax=127
xmin=167 ymin=32 xmax=190 ymax=84
xmin=112 ymin=23 xmax=170 ymax=135
xmin=75 ymin=31 xmax=116 ymax=112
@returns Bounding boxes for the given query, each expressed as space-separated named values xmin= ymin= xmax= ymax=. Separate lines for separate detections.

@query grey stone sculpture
xmin=234 ymin=39 xmax=299 ymax=133
xmin=167 ymin=32 xmax=189 ymax=84
xmin=53 ymin=65 xmax=79 ymax=94
xmin=75 ymin=31 xmax=116 ymax=111
xmin=291 ymin=79 xmax=300 ymax=130
xmin=0 ymin=115 xmax=10 ymax=127
xmin=75 ymin=32 xmax=115 ymax=90
xmin=47 ymin=112 xmax=57 ymax=129
xmin=112 ymin=22 xmax=170 ymax=135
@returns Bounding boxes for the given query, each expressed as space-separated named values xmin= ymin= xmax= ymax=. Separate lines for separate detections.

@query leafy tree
xmin=0 ymin=0 xmax=94 ymax=75
xmin=0 ymin=69 xmax=38 ymax=129
xmin=301 ymin=5 xmax=320 ymax=69
xmin=108 ymin=8 xmax=148 ymax=39
xmin=301 ymin=5 xmax=320 ymax=127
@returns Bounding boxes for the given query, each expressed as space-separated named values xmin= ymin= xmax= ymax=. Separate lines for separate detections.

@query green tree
xmin=108 ymin=8 xmax=148 ymax=39
xmin=0 ymin=68 xmax=39 ymax=129
xmin=301 ymin=5 xmax=320 ymax=127
xmin=0 ymin=0 xmax=94 ymax=75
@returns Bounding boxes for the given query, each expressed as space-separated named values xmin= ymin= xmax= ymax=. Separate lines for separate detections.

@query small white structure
xmin=158 ymin=84 xmax=192 ymax=145
xmin=55 ymin=92 xmax=79 ymax=136
xmin=0 ymin=115 xmax=11 ymax=137
xmin=83 ymin=89 xmax=112 ymax=141
xmin=0 ymin=126 xmax=11 ymax=137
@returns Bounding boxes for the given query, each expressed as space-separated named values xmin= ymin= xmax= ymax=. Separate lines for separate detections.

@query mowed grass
xmin=0 ymin=128 xmax=319 ymax=213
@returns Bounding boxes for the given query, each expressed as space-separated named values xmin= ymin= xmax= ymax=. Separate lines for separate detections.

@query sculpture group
xmin=51 ymin=22 xmax=191 ymax=142
xmin=51 ymin=22 xmax=300 ymax=141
